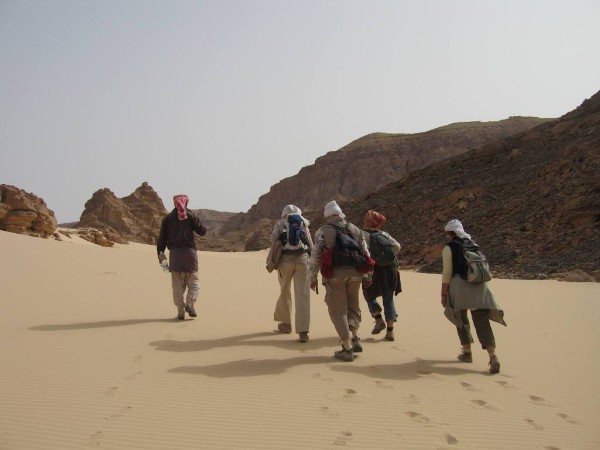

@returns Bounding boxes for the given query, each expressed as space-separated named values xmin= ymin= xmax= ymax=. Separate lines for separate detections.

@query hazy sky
xmin=1 ymin=0 xmax=599 ymax=222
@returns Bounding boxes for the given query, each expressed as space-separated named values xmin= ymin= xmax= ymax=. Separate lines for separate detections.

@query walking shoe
xmin=371 ymin=317 xmax=386 ymax=335
xmin=299 ymin=332 xmax=309 ymax=343
xmin=384 ymin=329 xmax=395 ymax=341
xmin=489 ymin=355 xmax=500 ymax=374
xmin=185 ymin=304 xmax=197 ymax=318
xmin=351 ymin=336 xmax=363 ymax=352
xmin=457 ymin=350 xmax=473 ymax=363
xmin=177 ymin=312 xmax=185 ymax=321
xmin=277 ymin=322 xmax=292 ymax=334
xmin=334 ymin=348 xmax=354 ymax=362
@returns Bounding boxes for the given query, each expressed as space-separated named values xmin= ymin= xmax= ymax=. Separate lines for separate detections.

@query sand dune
xmin=0 ymin=230 xmax=598 ymax=450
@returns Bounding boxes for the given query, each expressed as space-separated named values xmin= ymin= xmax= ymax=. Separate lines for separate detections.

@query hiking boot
xmin=334 ymin=348 xmax=354 ymax=362
xmin=489 ymin=355 xmax=500 ymax=374
xmin=277 ymin=322 xmax=292 ymax=334
xmin=351 ymin=336 xmax=363 ymax=353
xmin=177 ymin=312 xmax=185 ymax=321
xmin=384 ymin=329 xmax=395 ymax=341
xmin=299 ymin=332 xmax=309 ymax=343
xmin=371 ymin=317 xmax=386 ymax=335
xmin=457 ymin=350 xmax=473 ymax=363
xmin=185 ymin=304 xmax=197 ymax=318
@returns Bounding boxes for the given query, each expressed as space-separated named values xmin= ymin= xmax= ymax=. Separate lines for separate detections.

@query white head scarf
xmin=281 ymin=204 xmax=301 ymax=218
xmin=281 ymin=204 xmax=309 ymax=226
xmin=444 ymin=219 xmax=471 ymax=240
xmin=324 ymin=200 xmax=345 ymax=219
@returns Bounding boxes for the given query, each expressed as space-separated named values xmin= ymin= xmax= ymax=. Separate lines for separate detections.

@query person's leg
xmin=273 ymin=258 xmax=294 ymax=331
xmin=171 ymin=272 xmax=186 ymax=318
xmin=366 ymin=297 xmax=386 ymax=334
xmin=471 ymin=309 xmax=500 ymax=373
xmin=292 ymin=254 xmax=310 ymax=336
xmin=183 ymin=272 xmax=200 ymax=317
xmin=456 ymin=310 xmax=474 ymax=361
xmin=346 ymin=279 xmax=363 ymax=351
xmin=381 ymin=285 xmax=397 ymax=341
xmin=324 ymin=278 xmax=353 ymax=351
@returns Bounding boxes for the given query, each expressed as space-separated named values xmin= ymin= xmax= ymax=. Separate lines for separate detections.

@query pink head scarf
xmin=173 ymin=195 xmax=189 ymax=220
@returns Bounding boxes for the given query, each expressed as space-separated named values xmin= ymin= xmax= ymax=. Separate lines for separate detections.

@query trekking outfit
xmin=157 ymin=196 xmax=207 ymax=320
xmin=362 ymin=228 xmax=402 ymax=338
xmin=310 ymin=202 xmax=370 ymax=361
xmin=271 ymin=206 xmax=313 ymax=340
xmin=441 ymin=219 xmax=506 ymax=373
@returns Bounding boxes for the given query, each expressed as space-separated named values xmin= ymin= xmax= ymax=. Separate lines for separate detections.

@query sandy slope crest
xmin=0 ymin=230 xmax=599 ymax=450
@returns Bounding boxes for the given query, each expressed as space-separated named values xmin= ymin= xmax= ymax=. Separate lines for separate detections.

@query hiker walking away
xmin=309 ymin=200 xmax=371 ymax=362
xmin=270 ymin=205 xmax=313 ymax=342
xmin=361 ymin=210 xmax=402 ymax=342
xmin=157 ymin=195 xmax=207 ymax=320
xmin=441 ymin=219 xmax=506 ymax=374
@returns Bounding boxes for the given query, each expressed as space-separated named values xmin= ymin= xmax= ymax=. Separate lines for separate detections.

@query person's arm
xmin=271 ymin=220 xmax=284 ymax=243
xmin=157 ymin=217 xmax=168 ymax=260
xmin=441 ymin=245 xmax=453 ymax=305
xmin=191 ymin=214 xmax=207 ymax=236
xmin=309 ymin=228 xmax=324 ymax=288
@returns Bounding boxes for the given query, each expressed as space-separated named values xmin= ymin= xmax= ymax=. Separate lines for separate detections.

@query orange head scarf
xmin=364 ymin=210 xmax=386 ymax=229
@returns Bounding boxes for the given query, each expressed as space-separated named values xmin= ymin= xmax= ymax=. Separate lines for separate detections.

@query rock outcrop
xmin=0 ymin=184 xmax=57 ymax=238
xmin=78 ymin=182 xmax=167 ymax=244
xmin=222 ymin=117 xmax=551 ymax=233
xmin=335 ymin=91 xmax=600 ymax=279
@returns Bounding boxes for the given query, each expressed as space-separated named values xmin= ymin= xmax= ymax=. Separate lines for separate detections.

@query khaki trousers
xmin=323 ymin=277 xmax=362 ymax=350
xmin=171 ymin=272 xmax=200 ymax=313
xmin=273 ymin=253 xmax=310 ymax=333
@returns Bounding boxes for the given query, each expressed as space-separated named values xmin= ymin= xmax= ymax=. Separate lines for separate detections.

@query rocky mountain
xmin=78 ymin=182 xmax=167 ymax=244
xmin=0 ymin=184 xmax=57 ymax=238
xmin=222 ymin=117 xmax=551 ymax=234
xmin=333 ymin=91 xmax=600 ymax=280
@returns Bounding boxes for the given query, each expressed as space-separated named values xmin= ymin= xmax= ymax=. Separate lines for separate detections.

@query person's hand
xmin=441 ymin=295 xmax=447 ymax=307
xmin=158 ymin=252 xmax=167 ymax=263
xmin=310 ymin=280 xmax=318 ymax=291
xmin=362 ymin=277 xmax=372 ymax=289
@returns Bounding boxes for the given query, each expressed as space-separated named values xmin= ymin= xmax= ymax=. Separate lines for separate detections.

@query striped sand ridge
xmin=0 ymin=230 xmax=598 ymax=449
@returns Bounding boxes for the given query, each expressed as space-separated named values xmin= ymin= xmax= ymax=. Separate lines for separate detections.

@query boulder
xmin=0 ymin=184 xmax=57 ymax=238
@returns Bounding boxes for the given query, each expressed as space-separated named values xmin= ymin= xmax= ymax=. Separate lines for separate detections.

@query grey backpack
xmin=462 ymin=241 xmax=492 ymax=283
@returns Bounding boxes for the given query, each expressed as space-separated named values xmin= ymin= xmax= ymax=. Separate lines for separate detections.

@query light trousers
xmin=171 ymin=271 xmax=200 ymax=313
xmin=323 ymin=277 xmax=362 ymax=350
xmin=273 ymin=253 xmax=311 ymax=333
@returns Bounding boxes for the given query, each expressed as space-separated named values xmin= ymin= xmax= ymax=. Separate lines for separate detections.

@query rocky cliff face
xmin=0 ymin=184 xmax=57 ymax=238
xmin=222 ymin=117 xmax=551 ymax=233
xmin=336 ymin=91 xmax=600 ymax=279
xmin=78 ymin=182 xmax=167 ymax=244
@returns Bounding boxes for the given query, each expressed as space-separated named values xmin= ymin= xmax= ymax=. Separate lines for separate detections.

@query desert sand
xmin=0 ymin=229 xmax=599 ymax=450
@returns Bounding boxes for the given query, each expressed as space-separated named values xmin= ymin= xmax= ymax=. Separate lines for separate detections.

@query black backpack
xmin=331 ymin=224 xmax=367 ymax=268
xmin=368 ymin=231 xmax=397 ymax=267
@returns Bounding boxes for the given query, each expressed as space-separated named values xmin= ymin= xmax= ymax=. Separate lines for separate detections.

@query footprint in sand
xmin=404 ymin=394 xmax=420 ymax=404
xmin=134 ymin=355 xmax=143 ymax=364
xmin=405 ymin=411 xmax=431 ymax=424
xmin=313 ymin=373 xmax=334 ymax=382
xmin=543 ymin=447 xmax=561 ymax=450
xmin=124 ymin=371 xmax=143 ymax=381
xmin=557 ymin=413 xmax=580 ymax=424
xmin=319 ymin=406 xmax=341 ymax=418
xmin=460 ymin=381 xmax=481 ymax=392
xmin=104 ymin=387 xmax=118 ymax=398
xmin=375 ymin=380 xmax=394 ymax=390
xmin=470 ymin=399 xmax=499 ymax=411
xmin=343 ymin=389 xmax=357 ymax=398
xmin=165 ymin=332 xmax=174 ymax=338
xmin=87 ymin=431 xmax=104 ymax=447
xmin=525 ymin=418 xmax=544 ymax=430
xmin=105 ymin=406 xmax=132 ymax=421
xmin=529 ymin=395 xmax=553 ymax=407
xmin=443 ymin=433 xmax=459 ymax=445
xmin=333 ymin=431 xmax=352 ymax=446
xmin=494 ymin=380 xmax=516 ymax=390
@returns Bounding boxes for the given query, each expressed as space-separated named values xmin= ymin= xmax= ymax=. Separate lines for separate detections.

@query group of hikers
xmin=157 ymin=195 xmax=506 ymax=375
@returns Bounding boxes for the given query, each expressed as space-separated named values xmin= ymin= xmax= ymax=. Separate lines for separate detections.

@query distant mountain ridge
xmin=335 ymin=91 xmax=600 ymax=279
xmin=222 ymin=117 xmax=551 ymax=234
